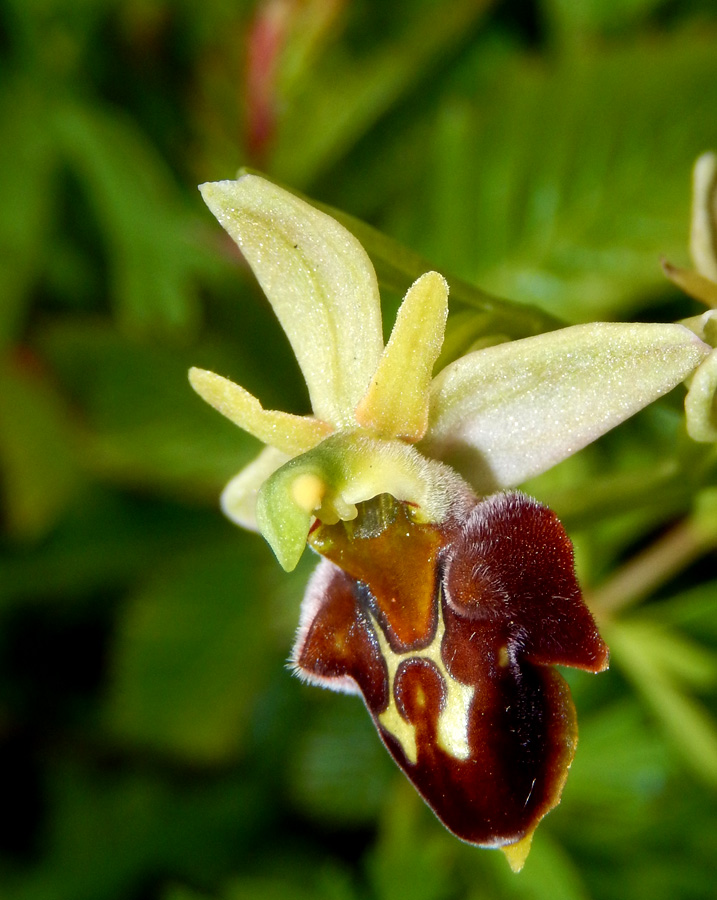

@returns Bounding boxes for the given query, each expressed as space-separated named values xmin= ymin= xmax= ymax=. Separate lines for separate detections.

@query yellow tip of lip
xmin=501 ymin=832 xmax=533 ymax=873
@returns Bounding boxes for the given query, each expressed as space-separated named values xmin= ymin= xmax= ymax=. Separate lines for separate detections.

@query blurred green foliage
xmin=1 ymin=0 xmax=717 ymax=898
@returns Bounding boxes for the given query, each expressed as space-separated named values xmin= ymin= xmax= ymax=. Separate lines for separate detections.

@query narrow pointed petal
xmin=189 ymin=367 xmax=332 ymax=455
xmin=200 ymin=176 xmax=384 ymax=426
xmin=221 ymin=445 xmax=289 ymax=531
xmin=422 ymin=323 xmax=710 ymax=493
xmin=690 ymin=152 xmax=717 ymax=282
xmin=685 ymin=350 xmax=717 ymax=442
xmin=355 ymin=272 xmax=448 ymax=441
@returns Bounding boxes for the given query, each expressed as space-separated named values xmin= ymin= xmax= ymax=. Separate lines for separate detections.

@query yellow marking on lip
xmin=371 ymin=590 xmax=474 ymax=765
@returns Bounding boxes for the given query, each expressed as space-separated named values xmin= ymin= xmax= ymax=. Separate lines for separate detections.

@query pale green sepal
xmin=199 ymin=176 xmax=384 ymax=427
xmin=422 ymin=323 xmax=711 ymax=494
xmin=221 ymin=446 xmax=290 ymax=531
xmin=355 ymin=271 xmax=448 ymax=441
xmin=679 ymin=310 xmax=717 ymax=347
xmin=189 ymin=367 xmax=332 ymax=455
xmin=685 ymin=350 xmax=717 ymax=442
xmin=256 ymin=432 xmax=470 ymax=571
xmin=690 ymin=152 xmax=717 ymax=282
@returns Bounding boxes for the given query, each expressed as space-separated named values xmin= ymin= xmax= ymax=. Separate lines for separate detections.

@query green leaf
xmin=619 ymin=620 xmax=717 ymax=690
xmin=489 ymin=831 xmax=590 ymax=900
xmin=368 ymin=778 xmax=457 ymax=900
xmin=105 ymin=541 xmax=278 ymax=761
xmin=269 ymin=0 xmax=496 ymax=186
xmin=1 ymin=760 xmax=266 ymax=900
xmin=164 ymin=865 xmax=358 ymax=900
xmin=0 ymin=489 xmax=229 ymax=614
xmin=649 ymin=580 xmax=717 ymax=641
xmin=419 ymin=35 xmax=717 ymax=320
xmin=544 ymin=0 xmax=672 ymax=43
xmin=36 ymin=321 xmax=253 ymax=499
xmin=53 ymin=100 xmax=203 ymax=338
xmin=288 ymin=693 xmax=394 ymax=826
xmin=222 ymin=865 xmax=357 ymax=900
xmin=607 ymin=619 xmax=717 ymax=786
xmin=163 ymin=887 xmax=211 ymax=900
xmin=0 ymin=354 xmax=82 ymax=539
xmin=563 ymin=701 xmax=669 ymax=809
xmin=0 ymin=79 xmax=55 ymax=345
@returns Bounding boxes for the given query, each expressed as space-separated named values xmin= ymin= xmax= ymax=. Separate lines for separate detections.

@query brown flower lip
xmin=293 ymin=492 xmax=608 ymax=866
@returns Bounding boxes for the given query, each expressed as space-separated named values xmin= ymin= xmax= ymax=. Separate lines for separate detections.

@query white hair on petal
xmin=288 ymin=557 xmax=362 ymax=696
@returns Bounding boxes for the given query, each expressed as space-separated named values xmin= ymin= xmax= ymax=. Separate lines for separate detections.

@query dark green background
xmin=1 ymin=1 xmax=717 ymax=898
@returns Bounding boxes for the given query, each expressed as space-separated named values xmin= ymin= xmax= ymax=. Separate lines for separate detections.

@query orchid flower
xmin=190 ymin=175 xmax=710 ymax=871
xmin=663 ymin=152 xmax=717 ymax=442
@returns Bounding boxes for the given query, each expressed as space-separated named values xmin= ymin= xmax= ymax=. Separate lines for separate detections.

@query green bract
xmin=190 ymin=175 xmax=710 ymax=570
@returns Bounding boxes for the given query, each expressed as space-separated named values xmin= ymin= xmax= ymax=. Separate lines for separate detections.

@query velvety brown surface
xmin=296 ymin=492 xmax=608 ymax=847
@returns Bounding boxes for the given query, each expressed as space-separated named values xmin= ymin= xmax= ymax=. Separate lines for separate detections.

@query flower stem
xmin=589 ymin=518 xmax=713 ymax=619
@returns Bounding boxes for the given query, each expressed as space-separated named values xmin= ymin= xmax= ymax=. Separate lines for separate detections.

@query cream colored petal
xmin=355 ymin=271 xmax=448 ymax=441
xmin=422 ymin=323 xmax=710 ymax=493
xmin=221 ymin=446 xmax=290 ymax=531
xmin=189 ymin=367 xmax=332 ymax=455
xmin=685 ymin=349 xmax=717 ymax=442
xmin=200 ymin=176 xmax=384 ymax=427
xmin=690 ymin=152 xmax=717 ymax=282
